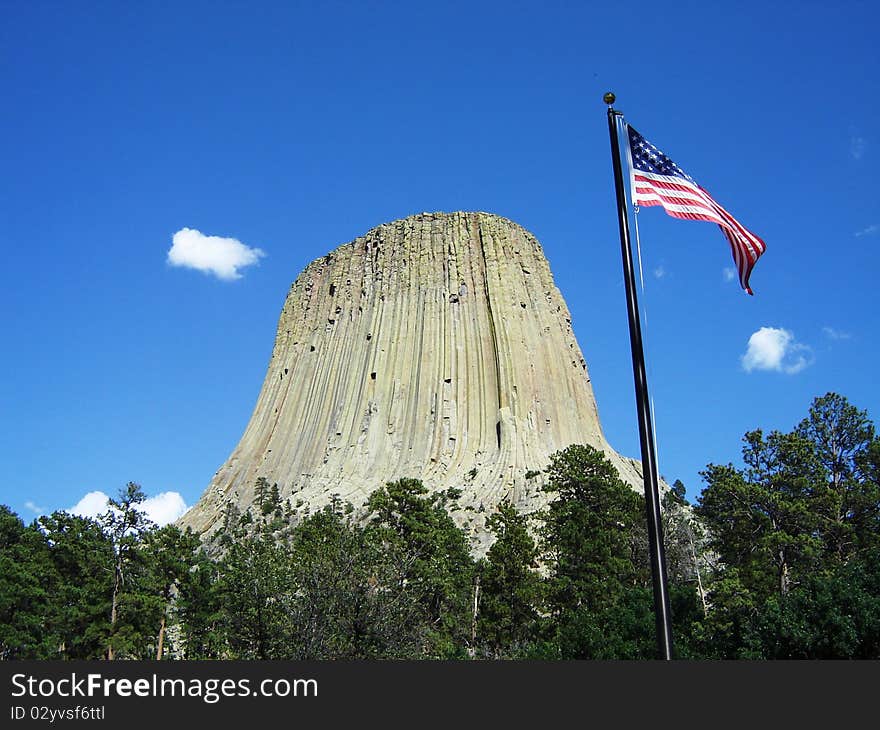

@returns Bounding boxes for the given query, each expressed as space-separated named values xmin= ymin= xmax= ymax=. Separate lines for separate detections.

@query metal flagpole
xmin=603 ymin=92 xmax=674 ymax=660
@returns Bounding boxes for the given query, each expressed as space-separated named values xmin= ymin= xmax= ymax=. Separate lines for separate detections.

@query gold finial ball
xmin=603 ymin=92 xmax=616 ymax=105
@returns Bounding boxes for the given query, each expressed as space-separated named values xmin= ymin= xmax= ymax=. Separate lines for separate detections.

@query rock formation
xmin=180 ymin=211 xmax=645 ymax=547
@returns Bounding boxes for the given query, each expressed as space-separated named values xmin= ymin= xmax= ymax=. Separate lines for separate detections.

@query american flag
xmin=626 ymin=124 xmax=766 ymax=294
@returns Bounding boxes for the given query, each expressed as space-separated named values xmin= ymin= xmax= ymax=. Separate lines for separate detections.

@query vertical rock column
xmin=180 ymin=212 xmax=642 ymax=541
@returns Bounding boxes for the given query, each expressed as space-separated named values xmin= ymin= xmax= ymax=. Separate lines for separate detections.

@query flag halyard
xmin=625 ymin=123 xmax=766 ymax=294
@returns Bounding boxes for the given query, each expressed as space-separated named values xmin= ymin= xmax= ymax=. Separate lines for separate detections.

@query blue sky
xmin=2 ymin=0 xmax=877 ymax=522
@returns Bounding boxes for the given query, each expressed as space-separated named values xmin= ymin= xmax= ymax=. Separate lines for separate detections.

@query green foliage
xmin=3 ymin=392 xmax=877 ymax=660
xmin=283 ymin=500 xmax=424 ymax=658
xmin=476 ymin=502 xmax=542 ymax=657
xmin=694 ymin=393 xmax=880 ymax=658
xmin=208 ymin=492 xmax=432 ymax=659
xmin=254 ymin=476 xmax=270 ymax=510
xmin=661 ymin=483 xmax=704 ymax=587
xmin=690 ymin=569 xmax=766 ymax=659
xmin=549 ymin=586 xmax=657 ymax=660
xmin=366 ymin=478 xmax=475 ymax=658
xmin=140 ymin=525 xmax=206 ymax=659
xmin=540 ymin=445 xmax=645 ymax=613
xmin=796 ymin=393 xmax=879 ymax=561
xmin=854 ymin=437 xmax=880 ymax=550
xmin=0 ymin=507 xmax=55 ymax=658
xmin=38 ymin=511 xmax=115 ymax=659
xmin=670 ymin=479 xmax=686 ymax=501
xmin=261 ymin=482 xmax=282 ymax=518
xmin=101 ymin=483 xmax=157 ymax=659
xmin=698 ymin=430 xmax=823 ymax=599
xmin=216 ymin=527 xmax=293 ymax=659
xmin=173 ymin=547 xmax=224 ymax=659
xmin=536 ymin=445 xmax=656 ymax=658
xmin=755 ymin=549 xmax=880 ymax=658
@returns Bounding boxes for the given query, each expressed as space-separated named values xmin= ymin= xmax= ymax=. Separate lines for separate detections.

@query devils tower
xmin=180 ymin=212 xmax=644 ymax=544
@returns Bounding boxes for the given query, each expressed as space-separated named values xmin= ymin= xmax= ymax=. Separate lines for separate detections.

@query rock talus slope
xmin=180 ymin=212 xmax=644 ymax=544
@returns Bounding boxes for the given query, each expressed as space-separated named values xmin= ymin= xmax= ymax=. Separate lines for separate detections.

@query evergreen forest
xmin=2 ymin=393 xmax=879 ymax=660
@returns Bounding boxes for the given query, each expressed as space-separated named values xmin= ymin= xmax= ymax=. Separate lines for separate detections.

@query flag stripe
xmin=634 ymin=186 xmax=711 ymax=207
xmin=632 ymin=170 xmax=704 ymax=192
xmin=635 ymin=199 xmax=726 ymax=224
xmin=625 ymin=123 xmax=765 ymax=294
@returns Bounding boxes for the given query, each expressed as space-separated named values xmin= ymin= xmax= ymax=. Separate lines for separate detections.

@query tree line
xmin=2 ymin=392 xmax=878 ymax=659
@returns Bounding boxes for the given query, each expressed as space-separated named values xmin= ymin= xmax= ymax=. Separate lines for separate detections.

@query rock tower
xmin=180 ymin=212 xmax=644 ymax=545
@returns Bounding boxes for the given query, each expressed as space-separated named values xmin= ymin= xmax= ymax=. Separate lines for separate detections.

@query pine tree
xmin=39 ymin=511 xmax=115 ymax=658
xmin=100 ymin=482 xmax=155 ymax=659
xmin=0 ymin=507 xmax=55 ymax=658
xmin=217 ymin=529 xmax=292 ymax=659
xmin=796 ymin=392 xmax=878 ymax=561
xmin=366 ymin=479 xmax=475 ymax=658
xmin=141 ymin=525 xmax=204 ymax=659
xmin=537 ymin=445 xmax=651 ymax=659
xmin=284 ymin=499 xmax=423 ymax=659
xmin=254 ymin=476 xmax=270 ymax=510
xmin=475 ymin=501 xmax=542 ymax=657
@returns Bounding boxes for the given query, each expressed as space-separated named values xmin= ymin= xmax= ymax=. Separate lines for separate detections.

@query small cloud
xmin=653 ymin=265 xmax=666 ymax=279
xmin=855 ymin=224 xmax=879 ymax=237
xmin=68 ymin=491 xmax=111 ymax=520
xmin=822 ymin=326 xmax=851 ymax=341
xmin=24 ymin=500 xmax=45 ymax=515
xmin=67 ymin=490 xmax=188 ymax=527
xmin=722 ymin=267 xmax=736 ymax=283
xmin=741 ymin=326 xmax=813 ymax=375
xmin=167 ymin=227 xmax=265 ymax=280
xmin=850 ymin=134 xmax=866 ymax=161
xmin=142 ymin=492 xmax=189 ymax=526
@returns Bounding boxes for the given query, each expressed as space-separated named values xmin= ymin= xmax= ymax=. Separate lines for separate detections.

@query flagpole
xmin=604 ymin=92 xmax=674 ymax=660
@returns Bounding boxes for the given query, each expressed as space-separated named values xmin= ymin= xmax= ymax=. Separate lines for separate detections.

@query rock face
xmin=180 ymin=211 xmax=644 ymax=546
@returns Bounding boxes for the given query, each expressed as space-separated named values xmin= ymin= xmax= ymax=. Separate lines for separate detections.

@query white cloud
xmin=741 ymin=327 xmax=813 ymax=375
xmin=855 ymin=224 xmax=879 ymax=237
xmin=850 ymin=135 xmax=866 ymax=161
xmin=142 ymin=492 xmax=189 ymax=526
xmin=68 ymin=491 xmax=112 ymax=520
xmin=653 ymin=265 xmax=666 ymax=279
xmin=24 ymin=500 xmax=44 ymax=515
xmin=723 ymin=267 xmax=736 ymax=283
xmin=67 ymin=490 xmax=188 ymax=527
xmin=167 ymin=227 xmax=265 ymax=280
xmin=822 ymin=326 xmax=851 ymax=341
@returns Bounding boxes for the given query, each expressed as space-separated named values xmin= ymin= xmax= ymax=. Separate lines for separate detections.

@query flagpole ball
xmin=603 ymin=92 xmax=616 ymax=105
